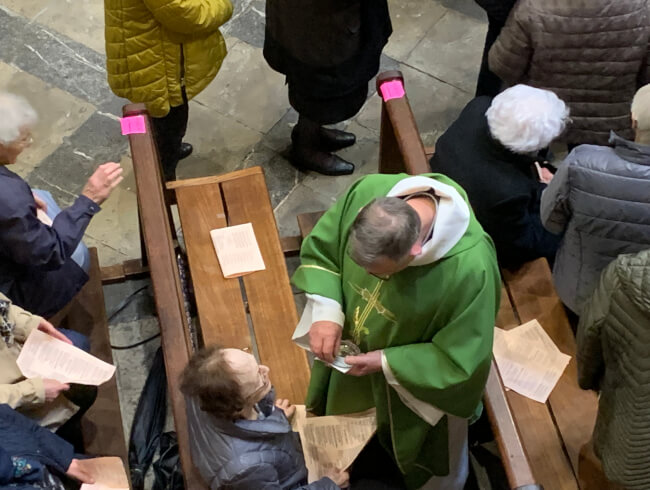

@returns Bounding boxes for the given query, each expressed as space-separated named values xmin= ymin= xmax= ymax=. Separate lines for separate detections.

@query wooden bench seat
xmin=124 ymin=104 xmax=310 ymax=488
xmin=57 ymin=247 xmax=128 ymax=463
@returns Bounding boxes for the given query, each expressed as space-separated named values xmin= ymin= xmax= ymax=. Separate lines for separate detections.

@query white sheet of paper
xmin=79 ymin=457 xmax=129 ymax=490
xmin=293 ymin=304 xmax=351 ymax=373
xmin=292 ymin=405 xmax=376 ymax=483
xmin=36 ymin=208 xmax=53 ymax=226
xmin=493 ymin=320 xmax=571 ymax=403
xmin=210 ymin=222 xmax=266 ymax=278
xmin=17 ymin=329 xmax=116 ymax=386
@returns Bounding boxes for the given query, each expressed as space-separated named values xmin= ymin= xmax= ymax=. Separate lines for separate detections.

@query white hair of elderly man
xmin=631 ymin=83 xmax=650 ymax=144
xmin=486 ymin=84 xmax=570 ymax=154
xmin=0 ymin=92 xmax=38 ymax=145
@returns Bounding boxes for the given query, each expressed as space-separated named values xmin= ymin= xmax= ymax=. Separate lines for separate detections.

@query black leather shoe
xmin=290 ymin=146 xmax=355 ymax=176
xmin=319 ymin=127 xmax=356 ymax=152
xmin=178 ymin=142 xmax=193 ymax=160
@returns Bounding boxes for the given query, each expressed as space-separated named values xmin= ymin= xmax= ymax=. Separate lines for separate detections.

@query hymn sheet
xmin=79 ymin=457 xmax=129 ymax=490
xmin=210 ymin=222 xmax=266 ymax=278
xmin=493 ymin=319 xmax=571 ymax=403
xmin=17 ymin=329 xmax=116 ymax=386
xmin=292 ymin=405 xmax=376 ymax=483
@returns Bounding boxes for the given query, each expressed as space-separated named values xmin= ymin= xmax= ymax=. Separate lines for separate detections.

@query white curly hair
xmin=486 ymin=85 xmax=570 ymax=154
xmin=0 ymin=92 xmax=38 ymax=145
xmin=631 ymin=84 xmax=650 ymax=143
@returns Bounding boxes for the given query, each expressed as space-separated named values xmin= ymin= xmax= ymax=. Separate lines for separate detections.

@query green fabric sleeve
xmin=291 ymin=180 xmax=365 ymax=305
xmin=384 ymin=243 xmax=500 ymax=418
xmin=143 ymin=0 xmax=233 ymax=35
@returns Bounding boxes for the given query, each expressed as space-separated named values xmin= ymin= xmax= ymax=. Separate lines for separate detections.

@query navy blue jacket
xmin=0 ymin=166 xmax=99 ymax=317
xmin=0 ymin=404 xmax=74 ymax=486
xmin=186 ymin=392 xmax=340 ymax=490
xmin=430 ymin=96 xmax=561 ymax=267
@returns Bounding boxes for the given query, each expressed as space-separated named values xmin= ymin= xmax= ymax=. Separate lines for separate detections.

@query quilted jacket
xmin=577 ymin=249 xmax=650 ymax=489
xmin=489 ymin=0 xmax=650 ymax=145
xmin=540 ymin=133 xmax=650 ymax=314
xmin=104 ymin=0 xmax=233 ymax=117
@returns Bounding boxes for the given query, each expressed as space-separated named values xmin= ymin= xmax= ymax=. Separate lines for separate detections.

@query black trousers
xmin=56 ymin=384 xmax=98 ymax=453
xmin=475 ymin=15 xmax=507 ymax=98
xmin=152 ymin=95 xmax=189 ymax=180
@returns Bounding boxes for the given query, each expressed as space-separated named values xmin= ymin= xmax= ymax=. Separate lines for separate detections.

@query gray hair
xmin=632 ymin=84 xmax=650 ymax=143
xmin=0 ymin=92 xmax=38 ymax=145
xmin=486 ymin=84 xmax=570 ymax=154
xmin=348 ymin=197 xmax=421 ymax=267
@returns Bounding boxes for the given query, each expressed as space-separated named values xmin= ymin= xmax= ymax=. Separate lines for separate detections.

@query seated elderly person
xmin=0 ymin=292 xmax=96 ymax=452
xmin=0 ymin=404 xmax=94 ymax=488
xmin=181 ymin=346 xmax=348 ymax=489
xmin=430 ymin=84 xmax=567 ymax=267
xmin=541 ymin=84 xmax=650 ymax=317
xmin=0 ymin=92 xmax=122 ymax=318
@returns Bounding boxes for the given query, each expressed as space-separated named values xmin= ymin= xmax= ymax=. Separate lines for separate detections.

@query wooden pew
xmin=372 ymin=70 xmax=609 ymax=489
xmin=123 ymin=104 xmax=310 ymax=489
xmin=54 ymin=248 xmax=128 ymax=464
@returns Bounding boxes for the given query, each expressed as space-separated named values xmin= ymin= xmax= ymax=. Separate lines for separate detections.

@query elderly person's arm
xmin=488 ymin=0 xmax=532 ymax=85
xmin=0 ymin=163 xmax=121 ymax=270
xmin=540 ymin=156 xmax=572 ymax=234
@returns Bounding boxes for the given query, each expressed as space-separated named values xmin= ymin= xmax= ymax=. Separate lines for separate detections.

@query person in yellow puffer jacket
xmin=104 ymin=0 xmax=233 ymax=180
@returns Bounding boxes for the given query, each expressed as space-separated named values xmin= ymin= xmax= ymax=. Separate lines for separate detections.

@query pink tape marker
xmin=120 ymin=115 xmax=146 ymax=135
xmin=379 ymin=79 xmax=405 ymax=102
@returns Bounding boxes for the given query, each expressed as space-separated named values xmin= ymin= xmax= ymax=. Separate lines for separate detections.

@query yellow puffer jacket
xmin=104 ymin=0 xmax=233 ymax=117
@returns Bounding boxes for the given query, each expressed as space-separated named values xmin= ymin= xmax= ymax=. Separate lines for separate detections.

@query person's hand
xmin=345 ymin=351 xmax=383 ymax=376
xmin=65 ymin=458 xmax=95 ymax=484
xmin=32 ymin=193 xmax=47 ymax=212
xmin=81 ymin=162 xmax=124 ymax=205
xmin=534 ymin=161 xmax=554 ymax=184
xmin=325 ymin=469 xmax=350 ymax=488
xmin=275 ymin=398 xmax=296 ymax=419
xmin=309 ymin=321 xmax=343 ymax=364
xmin=37 ymin=319 xmax=73 ymax=344
xmin=43 ymin=378 xmax=70 ymax=402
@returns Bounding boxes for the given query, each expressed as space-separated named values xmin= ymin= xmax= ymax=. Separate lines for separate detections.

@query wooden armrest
xmin=376 ymin=71 xmax=430 ymax=176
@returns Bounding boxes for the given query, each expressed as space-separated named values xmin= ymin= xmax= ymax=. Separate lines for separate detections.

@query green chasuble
xmin=291 ymin=173 xmax=500 ymax=489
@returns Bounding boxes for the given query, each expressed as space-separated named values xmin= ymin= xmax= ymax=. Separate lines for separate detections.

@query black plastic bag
xmin=128 ymin=347 xmax=168 ymax=490
xmin=152 ymin=432 xmax=185 ymax=490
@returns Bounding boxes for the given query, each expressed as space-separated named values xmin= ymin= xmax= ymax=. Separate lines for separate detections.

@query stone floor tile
xmin=27 ymin=111 xmax=128 ymax=202
xmin=406 ymin=9 xmax=486 ymax=94
xmin=0 ymin=0 xmax=48 ymax=18
xmin=194 ymin=40 xmax=289 ymax=133
xmin=241 ymin=144 xmax=301 ymax=209
xmin=223 ymin=0 xmax=266 ymax=49
xmin=356 ymin=63 xmax=472 ymax=147
xmin=260 ymin=107 xmax=296 ymax=153
xmin=84 ymin=153 xmax=141 ymax=266
xmin=0 ymin=62 xmax=95 ymax=177
xmin=384 ymin=0 xmax=447 ymax=62
xmin=176 ymin=100 xmax=263 ymax=180
xmin=103 ymin=278 xmax=155 ymax=324
xmin=273 ymin=183 xmax=337 ymax=237
xmin=33 ymin=0 xmax=106 ymax=54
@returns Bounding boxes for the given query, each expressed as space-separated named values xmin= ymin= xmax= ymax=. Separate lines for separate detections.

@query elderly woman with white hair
xmin=430 ymin=84 xmax=568 ymax=267
xmin=0 ymin=92 xmax=123 ymax=318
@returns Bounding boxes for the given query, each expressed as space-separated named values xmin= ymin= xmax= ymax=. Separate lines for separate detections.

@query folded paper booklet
xmin=36 ymin=208 xmax=53 ymax=226
xmin=493 ymin=319 xmax=571 ymax=403
xmin=210 ymin=222 xmax=266 ymax=278
xmin=292 ymin=405 xmax=376 ymax=483
xmin=17 ymin=329 xmax=116 ymax=386
xmin=79 ymin=457 xmax=129 ymax=490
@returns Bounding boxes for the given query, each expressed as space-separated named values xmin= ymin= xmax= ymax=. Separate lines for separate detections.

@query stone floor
xmin=0 ymin=0 xmax=497 ymax=486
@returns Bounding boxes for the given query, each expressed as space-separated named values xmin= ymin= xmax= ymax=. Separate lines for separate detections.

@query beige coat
xmin=0 ymin=293 xmax=77 ymax=429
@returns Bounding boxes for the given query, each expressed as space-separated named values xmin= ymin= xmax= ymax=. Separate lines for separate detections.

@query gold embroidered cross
xmin=349 ymin=281 xmax=397 ymax=343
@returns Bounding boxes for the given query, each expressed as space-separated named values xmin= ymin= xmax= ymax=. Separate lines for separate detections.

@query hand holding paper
xmin=17 ymin=329 xmax=116 ymax=386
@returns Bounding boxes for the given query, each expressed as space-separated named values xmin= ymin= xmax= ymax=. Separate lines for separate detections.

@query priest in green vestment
xmin=291 ymin=173 xmax=500 ymax=489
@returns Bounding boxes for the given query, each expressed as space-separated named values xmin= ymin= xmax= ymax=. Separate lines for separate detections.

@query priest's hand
xmin=345 ymin=351 xmax=382 ymax=376
xmin=310 ymin=321 xmax=342 ymax=363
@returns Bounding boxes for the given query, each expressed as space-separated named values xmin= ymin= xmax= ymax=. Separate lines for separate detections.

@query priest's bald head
xmin=349 ymin=197 xmax=428 ymax=278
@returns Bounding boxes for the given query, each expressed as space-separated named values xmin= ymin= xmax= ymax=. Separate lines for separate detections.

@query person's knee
xmin=59 ymin=328 xmax=91 ymax=352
